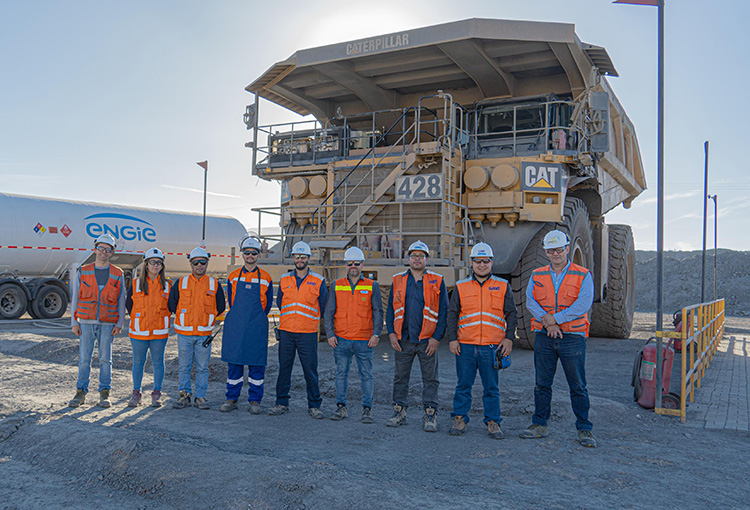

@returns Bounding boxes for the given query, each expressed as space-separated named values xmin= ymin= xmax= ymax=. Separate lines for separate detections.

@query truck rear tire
xmin=511 ymin=197 xmax=593 ymax=349
xmin=31 ymin=284 xmax=68 ymax=319
xmin=0 ymin=283 xmax=28 ymax=320
xmin=590 ymin=224 xmax=635 ymax=338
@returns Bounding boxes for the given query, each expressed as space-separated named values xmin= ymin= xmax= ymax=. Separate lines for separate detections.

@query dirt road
xmin=1 ymin=313 xmax=748 ymax=509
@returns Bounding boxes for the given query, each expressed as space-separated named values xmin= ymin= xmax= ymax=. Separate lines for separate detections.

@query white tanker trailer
xmin=0 ymin=193 xmax=248 ymax=320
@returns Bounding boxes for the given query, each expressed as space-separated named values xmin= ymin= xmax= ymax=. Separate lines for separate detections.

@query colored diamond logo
xmin=34 ymin=222 xmax=46 ymax=236
xmin=61 ymin=224 xmax=72 ymax=237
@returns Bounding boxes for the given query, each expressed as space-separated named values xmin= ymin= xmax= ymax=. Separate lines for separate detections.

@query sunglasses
xmin=191 ymin=259 xmax=208 ymax=266
xmin=410 ymin=253 xmax=426 ymax=259
xmin=96 ymin=246 xmax=113 ymax=253
xmin=293 ymin=255 xmax=309 ymax=260
xmin=243 ymin=250 xmax=260 ymax=256
xmin=472 ymin=258 xmax=492 ymax=265
xmin=147 ymin=259 xmax=163 ymax=266
xmin=545 ymin=248 xmax=566 ymax=254
xmin=346 ymin=261 xmax=362 ymax=267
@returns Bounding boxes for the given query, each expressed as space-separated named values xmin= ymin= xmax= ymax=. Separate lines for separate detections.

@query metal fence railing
xmin=655 ymin=298 xmax=725 ymax=421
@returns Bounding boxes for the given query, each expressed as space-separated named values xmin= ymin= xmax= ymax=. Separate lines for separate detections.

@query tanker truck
xmin=243 ymin=18 xmax=646 ymax=347
xmin=0 ymin=193 xmax=248 ymax=320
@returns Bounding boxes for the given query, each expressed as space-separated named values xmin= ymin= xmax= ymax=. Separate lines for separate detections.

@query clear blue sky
xmin=1 ymin=0 xmax=747 ymax=250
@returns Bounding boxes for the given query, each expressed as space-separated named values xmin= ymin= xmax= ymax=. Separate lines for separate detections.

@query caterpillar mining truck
xmin=244 ymin=18 xmax=646 ymax=348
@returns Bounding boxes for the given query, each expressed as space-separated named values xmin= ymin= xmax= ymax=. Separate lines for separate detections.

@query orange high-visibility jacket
xmin=129 ymin=276 xmax=171 ymax=340
xmin=173 ymin=274 xmax=218 ymax=336
xmin=530 ymin=263 xmax=590 ymax=335
xmin=391 ymin=270 xmax=443 ymax=340
xmin=74 ymin=263 xmax=123 ymax=323
xmin=228 ymin=266 xmax=272 ymax=311
xmin=456 ymin=275 xmax=508 ymax=345
xmin=279 ymin=270 xmax=324 ymax=333
xmin=333 ymin=277 xmax=374 ymax=341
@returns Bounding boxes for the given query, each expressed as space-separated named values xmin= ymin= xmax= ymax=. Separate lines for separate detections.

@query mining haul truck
xmin=243 ymin=18 xmax=646 ymax=348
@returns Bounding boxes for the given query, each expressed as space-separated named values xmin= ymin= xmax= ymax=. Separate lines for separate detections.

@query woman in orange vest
xmin=126 ymin=248 xmax=171 ymax=407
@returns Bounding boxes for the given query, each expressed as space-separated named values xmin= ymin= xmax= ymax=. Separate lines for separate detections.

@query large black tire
xmin=590 ymin=225 xmax=635 ymax=338
xmin=31 ymin=284 xmax=68 ymax=319
xmin=0 ymin=283 xmax=28 ymax=320
xmin=511 ymin=197 xmax=594 ymax=349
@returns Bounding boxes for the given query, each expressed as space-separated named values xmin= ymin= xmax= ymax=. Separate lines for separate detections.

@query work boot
xmin=194 ymin=397 xmax=210 ymax=410
xmin=308 ymin=407 xmax=325 ymax=420
xmin=487 ymin=420 xmax=504 ymax=440
xmin=151 ymin=390 xmax=162 ymax=408
xmin=577 ymin=429 xmax=597 ymax=448
xmin=68 ymin=389 xmax=86 ymax=408
xmin=99 ymin=389 xmax=111 ymax=408
xmin=423 ymin=407 xmax=438 ymax=433
xmin=519 ymin=424 xmax=549 ymax=439
xmin=361 ymin=406 xmax=374 ymax=424
xmin=172 ymin=391 xmax=192 ymax=409
xmin=220 ymin=400 xmax=238 ymax=412
xmin=330 ymin=403 xmax=348 ymax=421
xmin=249 ymin=402 xmax=262 ymax=414
xmin=449 ymin=416 xmax=467 ymax=436
xmin=267 ymin=404 xmax=289 ymax=416
xmin=127 ymin=390 xmax=142 ymax=407
xmin=385 ymin=404 xmax=407 ymax=427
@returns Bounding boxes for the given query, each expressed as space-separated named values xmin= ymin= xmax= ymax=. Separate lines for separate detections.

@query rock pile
xmin=635 ymin=249 xmax=748 ymax=316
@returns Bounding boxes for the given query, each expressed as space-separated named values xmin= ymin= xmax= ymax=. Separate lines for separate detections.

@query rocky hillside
xmin=635 ymin=249 xmax=748 ymax=316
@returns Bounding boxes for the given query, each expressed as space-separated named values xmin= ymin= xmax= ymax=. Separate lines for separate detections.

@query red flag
xmin=613 ymin=0 xmax=659 ymax=5
xmin=196 ymin=160 xmax=208 ymax=171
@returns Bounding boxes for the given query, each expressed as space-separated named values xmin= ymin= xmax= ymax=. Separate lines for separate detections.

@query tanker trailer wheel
xmin=31 ymin=284 xmax=68 ymax=319
xmin=0 ymin=283 xmax=28 ymax=320
xmin=590 ymin=225 xmax=635 ymax=339
xmin=511 ymin=197 xmax=593 ymax=350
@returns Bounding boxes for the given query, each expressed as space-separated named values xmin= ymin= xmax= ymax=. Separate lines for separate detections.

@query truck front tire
xmin=590 ymin=224 xmax=635 ymax=338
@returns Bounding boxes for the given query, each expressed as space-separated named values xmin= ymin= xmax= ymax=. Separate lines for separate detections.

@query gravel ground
xmin=1 ymin=312 xmax=749 ymax=509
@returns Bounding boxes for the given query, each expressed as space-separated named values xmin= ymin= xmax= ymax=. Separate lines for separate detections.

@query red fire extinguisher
xmin=672 ymin=310 xmax=690 ymax=352
xmin=632 ymin=337 xmax=680 ymax=410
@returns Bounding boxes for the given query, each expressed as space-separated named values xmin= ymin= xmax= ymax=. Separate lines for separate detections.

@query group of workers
xmin=67 ymin=229 xmax=596 ymax=448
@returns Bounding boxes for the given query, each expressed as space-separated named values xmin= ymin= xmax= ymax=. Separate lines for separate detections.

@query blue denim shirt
xmin=385 ymin=270 xmax=449 ymax=342
xmin=525 ymin=260 xmax=594 ymax=336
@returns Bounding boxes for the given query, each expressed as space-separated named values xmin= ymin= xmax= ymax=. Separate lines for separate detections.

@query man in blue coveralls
xmin=220 ymin=237 xmax=274 ymax=414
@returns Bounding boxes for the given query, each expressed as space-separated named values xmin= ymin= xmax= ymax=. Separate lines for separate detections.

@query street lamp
xmin=709 ymin=194 xmax=718 ymax=301
xmin=197 ymin=160 xmax=208 ymax=245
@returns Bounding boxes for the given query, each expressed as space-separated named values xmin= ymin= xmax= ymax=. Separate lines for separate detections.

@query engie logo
xmin=84 ymin=213 xmax=157 ymax=242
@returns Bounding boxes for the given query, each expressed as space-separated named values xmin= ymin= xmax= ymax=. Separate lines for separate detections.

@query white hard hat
xmin=188 ymin=246 xmax=210 ymax=260
xmin=470 ymin=242 xmax=494 ymax=259
xmin=344 ymin=246 xmax=365 ymax=262
xmin=94 ymin=233 xmax=116 ymax=248
xmin=143 ymin=247 xmax=165 ymax=261
xmin=407 ymin=240 xmax=430 ymax=256
xmin=240 ymin=237 xmax=262 ymax=251
xmin=291 ymin=241 xmax=312 ymax=256
xmin=542 ymin=230 xmax=570 ymax=250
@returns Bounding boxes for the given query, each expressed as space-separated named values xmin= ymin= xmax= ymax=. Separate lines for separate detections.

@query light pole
xmin=709 ymin=194 xmax=718 ymax=301
xmin=197 ymin=160 xmax=208 ymax=245
xmin=701 ymin=141 xmax=709 ymax=304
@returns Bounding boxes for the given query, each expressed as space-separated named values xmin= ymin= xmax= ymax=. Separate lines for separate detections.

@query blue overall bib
xmin=221 ymin=268 xmax=269 ymax=402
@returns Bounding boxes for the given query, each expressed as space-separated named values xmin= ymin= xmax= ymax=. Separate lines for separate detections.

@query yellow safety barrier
xmin=655 ymin=299 xmax=725 ymax=421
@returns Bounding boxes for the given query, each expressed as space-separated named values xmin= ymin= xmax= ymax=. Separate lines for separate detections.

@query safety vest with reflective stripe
xmin=391 ymin=270 xmax=443 ymax=340
xmin=129 ymin=276 xmax=171 ymax=340
xmin=228 ymin=266 xmax=272 ymax=311
xmin=333 ymin=277 xmax=374 ymax=341
xmin=530 ymin=263 xmax=590 ymax=336
xmin=456 ymin=275 xmax=508 ymax=345
xmin=74 ymin=263 xmax=123 ymax=323
xmin=279 ymin=270 xmax=324 ymax=334
xmin=173 ymin=274 xmax=218 ymax=336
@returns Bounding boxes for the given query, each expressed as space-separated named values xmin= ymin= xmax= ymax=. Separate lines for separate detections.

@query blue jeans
xmin=77 ymin=323 xmax=114 ymax=392
xmin=275 ymin=331 xmax=322 ymax=408
xmin=451 ymin=344 xmax=500 ymax=425
xmin=177 ymin=334 xmax=212 ymax=399
xmin=533 ymin=331 xmax=592 ymax=431
xmin=226 ymin=363 xmax=265 ymax=403
xmin=333 ymin=337 xmax=374 ymax=408
xmin=130 ymin=338 xmax=167 ymax=391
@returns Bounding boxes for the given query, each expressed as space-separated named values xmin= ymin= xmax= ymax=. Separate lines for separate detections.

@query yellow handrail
xmin=655 ymin=299 xmax=725 ymax=421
